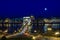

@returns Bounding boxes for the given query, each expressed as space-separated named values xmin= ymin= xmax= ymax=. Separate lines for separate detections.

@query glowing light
xmin=4 ymin=19 xmax=9 ymax=22
xmin=55 ymin=32 xmax=60 ymax=35
xmin=44 ymin=19 xmax=49 ymax=22
xmin=23 ymin=23 xmax=26 ymax=25
xmin=23 ymin=17 xmax=30 ymax=18
xmin=34 ymin=30 xmax=37 ymax=32
xmin=32 ymin=36 xmax=36 ymax=40
xmin=44 ymin=8 xmax=47 ymax=11
xmin=4 ymin=18 xmax=11 ymax=27
xmin=25 ymin=19 xmax=28 ymax=21
xmin=47 ymin=28 xmax=52 ymax=31
xmin=14 ymin=31 xmax=17 ymax=33
xmin=4 ymin=30 xmax=8 ymax=33
xmin=30 ymin=16 xmax=34 ymax=18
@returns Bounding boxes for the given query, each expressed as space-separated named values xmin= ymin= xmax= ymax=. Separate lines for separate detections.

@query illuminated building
xmin=8 ymin=18 xmax=23 ymax=34
xmin=43 ymin=18 xmax=60 ymax=36
xmin=4 ymin=18 xmax=12 ymax=27
xmin=51 ymin=18 xmax=60 ymax=30
xmin=0 ymin=19 xmax=2 ymax=27
xmin=0 ymin=16 xmax=60 ymax=37
xmin=37 ymin=18 xmax=45 ymax=33
xmin=23 ymin=17 xmax=32 ymax=33
xmin=0 ymin=19 xmax=3 ymax=32
xmin=13 ymin=18 xmax=22 ymax=32
xmin=31 ymin=19 xmax=37 ymax=33
xmin=31 ymin=17 xmax=44 ymax=34
xmin=44 ymin=18 xmax=51 ymax=33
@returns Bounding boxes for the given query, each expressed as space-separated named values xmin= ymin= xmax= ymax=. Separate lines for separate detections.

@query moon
xmin=44 ymin=8 xmax=47 ymax=11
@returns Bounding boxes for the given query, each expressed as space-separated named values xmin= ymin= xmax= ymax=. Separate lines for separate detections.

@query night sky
xmin=0 ymin=0 xmax=60 ymax=18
